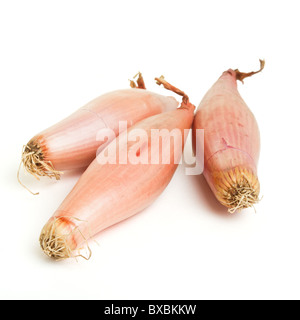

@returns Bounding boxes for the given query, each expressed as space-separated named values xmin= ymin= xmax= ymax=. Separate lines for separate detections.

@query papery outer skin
xmin=42 ymin=104 xmax=195 ymax=251
xmin=192 ymin=70 xmax=260 ymax=206
xmin=31 ymin=89 xmax=178 ymax=171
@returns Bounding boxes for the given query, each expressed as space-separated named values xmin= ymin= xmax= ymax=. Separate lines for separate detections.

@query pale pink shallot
xmin=192 ymin=60 xmax=264 ymax=213
xmin=19 ymin=74 xmax=178 ymax=193
xmin=39 ymin=77 xmax=195 ymax=260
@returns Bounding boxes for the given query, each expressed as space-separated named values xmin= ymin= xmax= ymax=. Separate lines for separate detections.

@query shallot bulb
xmin=39 ymin=77 xmax=195 ymax=260
xmin=19 ymin=73 xmax=178 ymax=194
xmin=192 ymin=60 xmax=265 ymax=213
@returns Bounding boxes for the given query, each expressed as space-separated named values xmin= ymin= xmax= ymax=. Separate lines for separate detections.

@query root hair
xmin=39 ymin=216 xmax=92 ymax=261
xmin=18 ymin=142 xmax=62 ymax=195
xmin=222 ymin=179 xmax=260 ymax=214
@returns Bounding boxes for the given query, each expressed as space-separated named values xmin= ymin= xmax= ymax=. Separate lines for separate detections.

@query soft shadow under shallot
xmin=190 ymin=174 xmax=229 ymax=216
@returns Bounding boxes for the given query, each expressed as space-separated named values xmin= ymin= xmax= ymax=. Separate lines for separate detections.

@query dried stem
xmin=155 ymin=75 xmax=189 ymax=104
xmin=234 ymin=59 xmax=265 ymax=83
xmin=129 ymin=72 xmax=146 ymax=89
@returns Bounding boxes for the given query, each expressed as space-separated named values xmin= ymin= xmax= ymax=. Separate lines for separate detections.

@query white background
xmin=1 ymin=0 xmax=299 ymax=300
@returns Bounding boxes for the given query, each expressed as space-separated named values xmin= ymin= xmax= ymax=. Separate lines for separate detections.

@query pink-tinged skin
xmin=192 ymin=66 xmax=262 ymax=210
xmin=40 ymin=99 xmax=195 ymax=259
xmin=29 ymin=89 xmax=178 ymax=171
